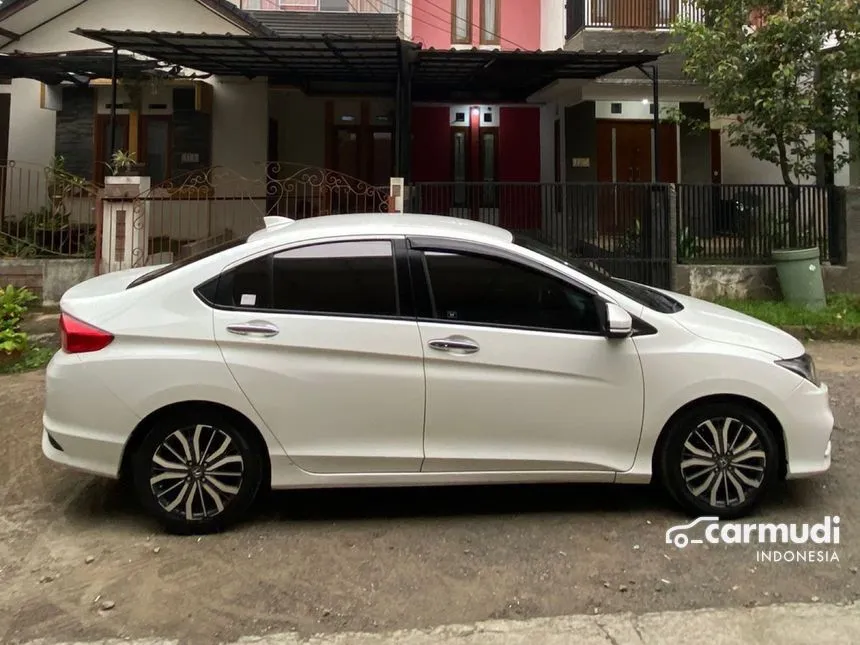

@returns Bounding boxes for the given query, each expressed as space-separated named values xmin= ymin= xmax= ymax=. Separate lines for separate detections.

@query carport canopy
xmin=74 ymin=28 xmax=661 ymax=101
xmin=0 ymin=48 xmax=193 ymax=85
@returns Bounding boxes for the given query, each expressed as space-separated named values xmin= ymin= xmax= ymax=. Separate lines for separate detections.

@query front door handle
xmin=427 ymin=336 xmax=480 ymax=354
xmin=226 ymin=321 xmax=280 ymax=337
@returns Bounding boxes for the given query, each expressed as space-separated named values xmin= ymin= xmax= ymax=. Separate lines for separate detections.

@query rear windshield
xmin=127 ymin=235 xmax=249 ymax=289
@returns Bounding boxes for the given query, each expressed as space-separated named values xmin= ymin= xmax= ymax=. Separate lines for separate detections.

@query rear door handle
xmin=226 ymin=321 xmax=280 ymax=337
xmin=427 ymin=335 xmax=480 ymax=354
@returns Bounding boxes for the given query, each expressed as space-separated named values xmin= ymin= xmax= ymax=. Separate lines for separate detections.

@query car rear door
xmin=407 ymin=237 xmax=645 ymax=475
xmin=209 ymin=236 xmax=426 ymax=474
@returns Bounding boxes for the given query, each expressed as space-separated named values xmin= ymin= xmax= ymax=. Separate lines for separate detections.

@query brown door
xmin=596 ymin=121 xmax=679 ymax=235
xmin=369 ymin=129 xmax=393 ymax=187
xmin=332 ymin=127 xmax=360 ymax=178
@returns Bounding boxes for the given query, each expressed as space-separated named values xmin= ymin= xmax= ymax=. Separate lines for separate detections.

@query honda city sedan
xmin=43 ymin=213 xmax=833 ymax=533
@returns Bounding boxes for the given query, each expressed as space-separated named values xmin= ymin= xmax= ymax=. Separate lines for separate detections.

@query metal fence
xmin=411 ymin=181 xmax=673 ymax=288
xmin=97 ymin=164 xmax=391 ymax=273
xmin=676 ymin=184 xmax=846 ymax=265
xmin=0 ymin=161 xmax=98 ymax=259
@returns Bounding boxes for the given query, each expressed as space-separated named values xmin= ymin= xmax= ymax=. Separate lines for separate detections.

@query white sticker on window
xmin=240 ymin=293 xmax=257 ymax=306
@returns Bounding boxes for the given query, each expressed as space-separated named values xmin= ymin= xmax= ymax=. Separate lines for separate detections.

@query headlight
xmin=776 ymin=353 xmax=819 ymax=386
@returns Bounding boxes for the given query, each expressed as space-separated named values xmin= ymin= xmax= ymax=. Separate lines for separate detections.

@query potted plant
xmin=0 ymin=284 xmax=37 ymax=366
xmin=108 ymin=149 xmax=146 ymax=177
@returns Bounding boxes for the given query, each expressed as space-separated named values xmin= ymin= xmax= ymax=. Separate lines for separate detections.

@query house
xmin=545 ymin=0 xmax=859 ymax=189
xmin=0 ymin=0 xmax=649 ymax=218
xmin=0 ymin=0 xmax=851 ymax=293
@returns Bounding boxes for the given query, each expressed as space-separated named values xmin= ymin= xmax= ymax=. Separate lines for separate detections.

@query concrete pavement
xmin=28 ymin=602 xmax=860 ymax=644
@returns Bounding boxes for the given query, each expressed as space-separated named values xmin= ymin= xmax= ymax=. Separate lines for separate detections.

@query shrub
xmin=0 ymin=284 xmax=37 ymax=356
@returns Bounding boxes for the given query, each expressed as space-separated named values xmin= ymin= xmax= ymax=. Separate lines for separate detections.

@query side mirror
xmin=605 ymin=302 xmax=633 ymax=339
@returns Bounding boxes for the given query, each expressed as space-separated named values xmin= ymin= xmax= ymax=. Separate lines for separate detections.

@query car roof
xmin=247 ymin=213 xmax=514 ymax=246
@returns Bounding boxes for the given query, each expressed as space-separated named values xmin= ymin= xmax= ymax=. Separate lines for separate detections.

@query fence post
xmin=829 ymin=186 xmax=848 ymax=266
xmin=388 ymin=177 xmax=404 ymax=213
xmin=668 ymin=183 xmax=679 ymax=290
xmin=93 ymin=194 xmax=103 ymax=276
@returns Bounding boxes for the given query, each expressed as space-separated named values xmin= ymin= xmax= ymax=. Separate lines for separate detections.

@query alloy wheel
xmin=680 ymin=417 xmax=767 ymax=509
xmin=149 ymin=424 xmax=245 ymax=521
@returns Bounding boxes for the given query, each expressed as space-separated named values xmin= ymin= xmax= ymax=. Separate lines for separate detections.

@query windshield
xmin=127 ymin=235 xmax=250 ymax=289
xmin=513 ymin=235 xmax=683 ymax=314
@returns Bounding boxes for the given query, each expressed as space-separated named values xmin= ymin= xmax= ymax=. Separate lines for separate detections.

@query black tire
xmin=131 ymin=410 xmax=264 ymax=534
xmin=658 ymin=402 xmax=780 ymax=519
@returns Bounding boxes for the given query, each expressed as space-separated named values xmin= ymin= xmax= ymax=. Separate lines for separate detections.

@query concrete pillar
xmin=101 ymin=176 xmax=151 ymax=273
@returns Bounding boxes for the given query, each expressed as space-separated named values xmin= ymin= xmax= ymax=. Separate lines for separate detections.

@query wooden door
xmin=369 ymin=129 xmax=393 ymax=187
xmin=596 ymin=121 xmax=678 ymax=235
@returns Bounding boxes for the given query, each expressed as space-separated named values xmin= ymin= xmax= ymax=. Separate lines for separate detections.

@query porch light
xmin=641 ymin=98 xmax=649 ymax=105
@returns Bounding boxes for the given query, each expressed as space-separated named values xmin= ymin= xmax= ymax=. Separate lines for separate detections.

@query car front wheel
xmin=659 ymin=402 xmax=780 ymax=519
xmin=131 ymin=411 xmax=264 ymax=534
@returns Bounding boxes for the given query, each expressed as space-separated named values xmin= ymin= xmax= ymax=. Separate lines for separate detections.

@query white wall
xmin=719 ymin=128 xmax=854 ymax=186
xmin=594 ymin=99 xmax=678 ymax=120
xmin=8 ymin=79 xmax=55 ymax=167
xmin=541 ymin=0 xmax=565 ymax=50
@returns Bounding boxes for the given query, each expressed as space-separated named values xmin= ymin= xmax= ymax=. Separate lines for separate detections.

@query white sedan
xmin=43 ymin=214 xmax=833 ymax=533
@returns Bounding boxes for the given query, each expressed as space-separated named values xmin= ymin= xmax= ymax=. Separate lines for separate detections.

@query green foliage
xmin=107 ymin=149 xmax=138 ymax=176
xmin=671 ymin=0 xmax=860 ymax=185
xmin=677 ymin=227 xmax=704 ymax=259
xmin=46 ymin=155 xmax=87 ymax=195
xmin=0 ymin=284 xmax=37 ymax=356
xmin=716 ymin=293 xmax=860 ymax=330
xmin=617 ymin=219 xmax=642 ymax=255
xmin=0 ymin=345 xmax=56 ymax=374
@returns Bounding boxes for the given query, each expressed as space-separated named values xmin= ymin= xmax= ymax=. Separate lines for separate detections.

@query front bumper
xmin=783 ymin=381 xmax=834 ymax=479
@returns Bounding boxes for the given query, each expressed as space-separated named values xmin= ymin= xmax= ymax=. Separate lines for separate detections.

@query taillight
xmin=59 ymin=313 xmax=114 ymax=354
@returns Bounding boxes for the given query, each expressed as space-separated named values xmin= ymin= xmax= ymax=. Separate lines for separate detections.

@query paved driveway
xmin=0 ymin=342 xmax=858 ymax=644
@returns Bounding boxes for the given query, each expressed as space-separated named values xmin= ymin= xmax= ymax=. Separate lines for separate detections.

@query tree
xmin=671 ymin=0 xmax=860 ymax=187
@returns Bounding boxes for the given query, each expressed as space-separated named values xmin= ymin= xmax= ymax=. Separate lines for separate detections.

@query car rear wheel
xmin=659 ymin=402 xmax=780 ymax=519
xmin=131 ymin=411 xmax=264 ymax=534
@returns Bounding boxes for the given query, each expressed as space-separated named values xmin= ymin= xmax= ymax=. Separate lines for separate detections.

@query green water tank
xmin=772 ymin=247 xmax=827 ymax=310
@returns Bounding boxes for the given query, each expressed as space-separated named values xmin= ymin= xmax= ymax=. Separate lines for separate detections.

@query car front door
xmin=407 ymin=238 xmax=645 ymax=474
xmin=210 ymin=237 xmax=425 ymax=474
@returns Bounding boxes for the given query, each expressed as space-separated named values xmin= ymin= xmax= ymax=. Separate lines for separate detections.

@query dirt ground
xmin=1 ymin=342 xmax=858 ymax=644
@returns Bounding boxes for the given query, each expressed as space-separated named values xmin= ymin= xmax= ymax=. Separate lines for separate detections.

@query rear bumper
xmin=42 ymin=425 xmax=123 ymax=478
xmin=41 ymin=351 xmax=141 ymax=479
xmin=783 ymin=381 xmax=833 ymax=479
